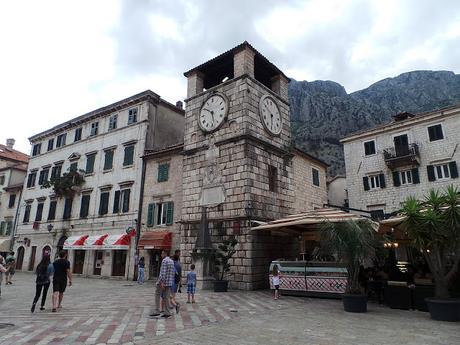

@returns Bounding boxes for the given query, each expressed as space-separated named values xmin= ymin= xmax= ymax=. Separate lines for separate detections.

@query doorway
xmin=73 ymin=250 xmax=85 ymax=274
xmin=394 ymin=134 xmax=409 ymax=156
xmin=16 ymin=246 xmax=25 ymax=270
xmin=28 ymin=246 xmax=37 ymax=271
xmin=93 ymin=250 xmax=103 ymax=275
xmin=112 ymin=250 xmax=127 ymax=276
xmin=149 ymin=249 xmax=162 ymax=279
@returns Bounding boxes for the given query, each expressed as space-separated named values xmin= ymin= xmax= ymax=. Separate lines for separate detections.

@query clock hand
xmin=271 ymin=114 xmax=274 ymax=128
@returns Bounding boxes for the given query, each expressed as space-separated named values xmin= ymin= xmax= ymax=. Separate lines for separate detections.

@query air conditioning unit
xmin=33 ymin=222 xmax=40 ymax=230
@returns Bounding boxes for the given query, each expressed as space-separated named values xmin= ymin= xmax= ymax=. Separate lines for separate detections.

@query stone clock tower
xmin=181 ymin=42 xmax=296 ymax=290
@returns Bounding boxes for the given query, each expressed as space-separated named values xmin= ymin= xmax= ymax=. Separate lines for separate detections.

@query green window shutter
xmin=80 ymin=194 xmax=90 ymax=218
xmin=392 ymin=171 xmax=400 ymax=187
xmin=449 ymin=161 xmax=458 ymax=179
xmin=379 ymin=173 xmax=386 ymax=188
xmin=123 ymin=146 xmax=134 ymax=166
xmin=363 ymin=176 xmax=370 ymax=191
xmin=104 ymin=150 xmax=114 ymax=170
xmin=113 ymin=190 xmax=120 ymax=213
xmin=48 ymin=201 xmax=57 ymax=221
xmin=0 ymin=222 xmax=5 ymax=235
xmin=147 ymin=203 xmax=155 ymax=227
xmin=122 ymin=189 xmax=130 ymax=213
xmin=427 ymin=165 xmax=436 ymax=181
xmin=6 ymin=221 xmax=12 ymax=236
xmin=158 ymin=164 xmax=169 ymax=182
xmin=166 ymin=202 xmax=174 ymax=225
xmin=86 ymin=154 xmax=95 ymax=174
xmin=411 ymin=168 xmax=420 ymax=184
xmin=99 ymin=192 xmax=109 ymax=215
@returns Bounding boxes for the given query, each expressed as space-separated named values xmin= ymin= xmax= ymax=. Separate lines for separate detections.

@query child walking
xmin=271 ymin=265 xmax=280 ymax=300
xmin=186 ymin=264 xmax=197 ymax=303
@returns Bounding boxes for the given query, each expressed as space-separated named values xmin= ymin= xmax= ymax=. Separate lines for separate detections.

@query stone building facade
xmin=0 ymin=139 xmax=29 ymax=255
xmin=341 ymin=105 xmax=460 ymax=216
xmin=327 ymin=175 xmax=348 ymax=208
xmin=179 ymin=42 xmax=328 ymax=290
xmin=14 ymin=91 xmax=184 ymax=278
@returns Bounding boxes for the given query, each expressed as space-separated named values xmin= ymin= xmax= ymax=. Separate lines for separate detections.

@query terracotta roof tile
xmin=0 ymin=144 xmax=29 ymax=164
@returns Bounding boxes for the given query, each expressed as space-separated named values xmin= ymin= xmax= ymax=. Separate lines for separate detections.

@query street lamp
xmin=47 ymin=224 xmax=54 ymax=232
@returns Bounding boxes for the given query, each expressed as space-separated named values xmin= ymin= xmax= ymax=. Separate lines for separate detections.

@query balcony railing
xmin=383 ymin=143 xmax=420 ymax=169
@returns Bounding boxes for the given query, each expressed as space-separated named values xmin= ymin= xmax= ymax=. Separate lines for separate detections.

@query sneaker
xmin=161 ymin=314 xmax=171 ymax=318
xmin=149 ymin=312 xmax=161 ymax=317
xmin=40 ymin=307 xmax=45 ymax=311
xmin=31 ymin=303 xmax=36 ymax=313
xmin=52 ymin=308 xmax=57 ymax=312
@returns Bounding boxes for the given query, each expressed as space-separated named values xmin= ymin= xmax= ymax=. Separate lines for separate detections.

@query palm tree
xmin=320 ymin=220 xmax=378 ymax=294
xmin=400 ymin=185 xmax=460 ymax=299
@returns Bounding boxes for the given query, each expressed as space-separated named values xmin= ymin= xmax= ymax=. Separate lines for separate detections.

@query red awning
xmin=82 ymin=234 xmax=109 ymax=249
xmin=63 ymin=235 xmax=89 ymax=249
xmin=103 ymin=233 xmax=132 ymax=250
xmin=138 ymin=231 xmax=172 ymax=250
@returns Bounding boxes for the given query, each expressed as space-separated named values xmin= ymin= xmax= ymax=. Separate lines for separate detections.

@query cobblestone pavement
xmin=0 ymin=273 xmax=459 ymax=345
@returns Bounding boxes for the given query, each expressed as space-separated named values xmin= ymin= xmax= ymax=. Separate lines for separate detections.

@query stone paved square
xmin=0 ymin=273 xmax=458 ymax=345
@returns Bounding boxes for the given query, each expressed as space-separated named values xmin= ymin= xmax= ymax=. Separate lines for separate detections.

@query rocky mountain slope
xmin=289 ymin=71 xmax=460 ymax=176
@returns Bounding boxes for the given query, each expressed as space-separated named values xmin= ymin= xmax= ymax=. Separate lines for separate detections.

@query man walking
xmin=52 ymin=251 xmax=72 ymax=312
xmin=5 ymin=251 xmax=16 ymax=285
xmin=150 ymin=249 xmax=175 ymax=318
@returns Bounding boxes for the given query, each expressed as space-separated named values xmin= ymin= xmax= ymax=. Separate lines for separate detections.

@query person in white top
xmin=271 ymin=265 xmax=281 ymax=300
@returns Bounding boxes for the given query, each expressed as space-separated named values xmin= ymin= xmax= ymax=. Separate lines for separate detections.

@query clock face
xmin=198 ymin=94 xmax=228 ymax=132
xmin=259 ymin=95 xmax=282 ymax=135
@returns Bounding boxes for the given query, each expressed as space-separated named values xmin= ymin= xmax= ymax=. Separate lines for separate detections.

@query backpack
xmin=36 ymin=265 xmax=49 ymax=284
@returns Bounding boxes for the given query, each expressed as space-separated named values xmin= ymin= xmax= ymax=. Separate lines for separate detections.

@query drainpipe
xmin=133 ymin=156 xmax=146 ymax=280
xmin=10 ymin=189 xmax=23 ymax=251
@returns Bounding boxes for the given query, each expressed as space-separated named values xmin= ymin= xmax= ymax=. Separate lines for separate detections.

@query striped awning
xmin=103 ymin=233 xmax=132 ymax=250
xmin=251 ymin=208 xmax=377 ymax=235
xmin=63 ymin=235 xmax=89 ymax=249
xmin=82 ymin=234 xmax=109 ymax=249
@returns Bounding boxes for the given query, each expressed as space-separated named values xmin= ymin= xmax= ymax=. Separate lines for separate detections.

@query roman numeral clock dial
xmin=198 ymin=93 xmax=228 ymax=133
xmin=259 ymin=95 xmax=282 ymax=136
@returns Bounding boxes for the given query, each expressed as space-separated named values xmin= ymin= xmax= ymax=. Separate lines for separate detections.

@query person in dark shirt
xmin=52 ymin=250 xmax=72 ymax=312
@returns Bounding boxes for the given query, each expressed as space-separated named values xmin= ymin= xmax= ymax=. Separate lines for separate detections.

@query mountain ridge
xmin=289 ymin=70 xmax=460 ymax=176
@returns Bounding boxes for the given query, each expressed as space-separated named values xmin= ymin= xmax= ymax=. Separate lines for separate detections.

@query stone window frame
xmin=90 ymin=121 xmax=99 ymax=136
xmin=56 ymin=133 xmax=67 ymax=148
xmin=128 ymin=107 xmax=138 ymax=125
xmin=108 ymin=114 xmax=118 ymax=131
xmin=311 ymin=166 xmax=321 ymax=187
xmin=426 ymin=122 xmax=445 ymax=142
xmin=74 ymin=127 xmax=83 ymax=142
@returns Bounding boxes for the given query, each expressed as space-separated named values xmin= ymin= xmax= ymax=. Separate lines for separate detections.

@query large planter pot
xmin=425 ymin=298 xmax=460 ymax=322
xmin=342 ymin=294 xmax=367 ymax=313
xmin=213 ymin=280 xmax=229 ymax=292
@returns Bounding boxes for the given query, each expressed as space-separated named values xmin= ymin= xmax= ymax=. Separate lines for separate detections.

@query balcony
xmin=383 ymin=143 xmax=420 ymax=169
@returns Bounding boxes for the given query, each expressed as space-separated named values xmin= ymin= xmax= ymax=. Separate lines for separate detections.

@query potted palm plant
xmin=400 ymin=186 xmax=460 ymax=322
xmin=213 ymin=237 xmax=238 ymax=292
xmin=321 ymin=219 xmax=378 ymax=312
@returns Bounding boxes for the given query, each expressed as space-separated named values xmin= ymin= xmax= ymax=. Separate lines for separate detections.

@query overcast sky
xmin=1 ymin=0 xmax=459 ymax=153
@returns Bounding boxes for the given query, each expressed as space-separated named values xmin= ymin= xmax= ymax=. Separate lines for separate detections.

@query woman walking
xmin=31 ymin=253 xmax=54 ymax=312
xmin=137 ymin=257 xmax=145 ymax=284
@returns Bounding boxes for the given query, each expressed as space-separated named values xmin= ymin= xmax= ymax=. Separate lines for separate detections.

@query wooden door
xmin=394 ymin=134 xmax=409 ymax=156
xmin=149 ymin=250 xmax=161 ymax=279
xmin=73 ymin=250 xmax=85 ymax=274
xmin=16 ymin=246 xmax=25 ymax=270
xmin=28 ymin=246 xmax=37 ymax=271
xmin=93 ymin=250 xmax=103 ymax=275
xmin=112 ymin=250 xmax=126 ymax=276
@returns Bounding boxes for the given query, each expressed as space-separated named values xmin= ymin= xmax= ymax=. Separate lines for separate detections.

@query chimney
xmin=176 ymin=101 xmax=183 ymax=109
xmin=6 ymin=138 xmax=15 ymax=149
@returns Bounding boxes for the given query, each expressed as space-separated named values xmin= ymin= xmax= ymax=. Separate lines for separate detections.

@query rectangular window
xmin=435 ymin=164 xmax=450 ymax=180
xmin=364 ymin=140 xmax=376 ymax=156
xmin=400 ymin=170 xmax=413 ymax=185
xmin=121 ymin=189 xmax=130 ymax=213
xmin=47 ymin=138 xmax=54 ymax=151
xmin=268 ymin=165 xmax=277 ymax=192
xmin=63 ymin=198 xmax=73 ymax=220
xmin=364 ymin=173 xmax=386 ymax=191
xmin=48 ymin=200 xmax=57 ymax=221
xmin=108 ymin=114 xmax=118 ymax=131
xmin=158 ymin=163 xmax=169 ymax=182
xmin=80 ymin=194 xmax=91 ymax=218
xmin=128 ymin=108 xmax=138 ymax=124
xmin=369 ymin=175 xmax=380 ymax=189
xmin=312 ymin=168 xmax=320 ymax=187
xmin=32 ymin=143 xmax=41 ymax=156
xmin=5 ymin=221 xmax=13 ymax=236
xmin=90 ymin=122 xmax=99 ymax=136
xmin=0 ymin=222 xmax=5 ymax=235
xmin=104 ymin=149 xmax=114 ymax=170
xmin=74 ymin=127 xmax=82 ymax=142
xmin=154 ymin=202 xmax=174 ymax=226
xmin=8 ymin=194 xmax=16 ymax=208
xmin=38 ymin=168 xmax=50 ymax=185
xmin=123 ymin=145 xmax=135 ymax=166
xmin=69 ymin=162 xmax=78 ymax=172
xmin=85 ymin=153 xmax=96 ymax=174
xmin=99 ymin=191 xmax=110 ymax=215
xmin=56 ymin=133 xmax=67 ymax=148
xmin=0 ymin=175 xmax=4 ymax=185
xmin=51 ymin=164 xmax=62 ymax=179
xmin=113 ymin=190 xmax=120 ymax=213
xmin=147 ymin=203 xmax=155 ymax=227
xmin=427 ymin=124 xmax=444 ymax=142
xmin=35 ymin=202 xmax=44 ymax=222
xmin=27 ymin=171 xmax=37 ymax=188
xmin=23 ymin=204 xmax=31 ymax=223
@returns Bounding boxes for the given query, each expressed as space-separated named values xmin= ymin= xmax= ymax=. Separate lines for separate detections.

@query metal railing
xmin=383 ymin=143 xmax=419 ymax=161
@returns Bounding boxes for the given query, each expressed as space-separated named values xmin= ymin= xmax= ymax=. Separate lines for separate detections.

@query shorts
xmin=274 ymin=285 xmax=280 ymax=290
xmin=187 ymin=283 xmax=196 ymax=294
xmin=53 ymin=279 xmax=67 ymax=293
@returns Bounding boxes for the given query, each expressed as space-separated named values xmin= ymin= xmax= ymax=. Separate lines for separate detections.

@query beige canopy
xmin=251 ymin=207 xmax=377 ymax=237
